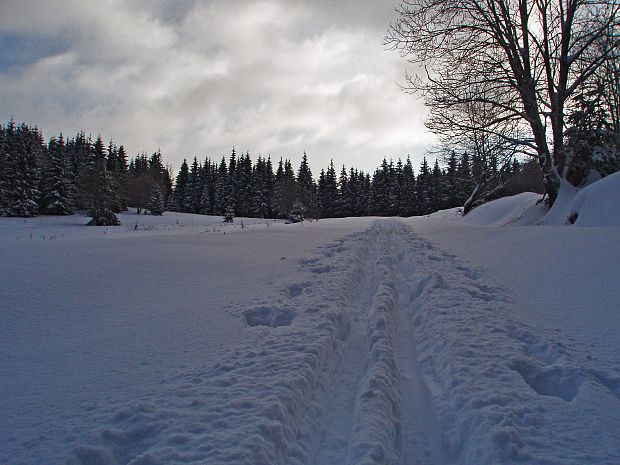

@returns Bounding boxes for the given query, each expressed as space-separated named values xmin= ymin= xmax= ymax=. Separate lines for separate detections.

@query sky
xmin=0 ymin=0 xmax=434 ymax=174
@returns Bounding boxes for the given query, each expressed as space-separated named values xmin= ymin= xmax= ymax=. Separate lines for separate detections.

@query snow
xmin=406 ymin=219 xmax=620 ymax=464
xmin=543 ymin=178 xmax=580 ymax=225
xmin=459 ymin=192 xmax=547 ymax=226
xmin=442 ymin=171 xmax=620 ymax=228
xmin=1 ymin=177 xmax=620 ymax=465
xmin=571 ymin=171 xmax=620 ymax=226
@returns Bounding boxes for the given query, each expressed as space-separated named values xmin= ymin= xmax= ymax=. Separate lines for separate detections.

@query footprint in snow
xmin=310 ymin=265 xmax=332 ymax=274
xmin=244 ymin=306 xmax=295 ymax=328
xmin=592 ymin=370 xmax=620 ymax=401
xmin=510 ymin=358 xmax=584 ymax=402
xmin=286 ymin=281 xmax=312 ymax=298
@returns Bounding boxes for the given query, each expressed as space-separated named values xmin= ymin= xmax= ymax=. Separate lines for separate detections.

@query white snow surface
xmin=572 ymin=171 xmax=620 ymax=226
xmin=459 ymin=192 xmax=548 ymax=227
xmin=1 ymin=187 xmax=620 ymax=465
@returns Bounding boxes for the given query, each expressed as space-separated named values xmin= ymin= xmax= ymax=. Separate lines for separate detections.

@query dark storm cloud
xmin=0 ymin=0 xmax=433 ymax=173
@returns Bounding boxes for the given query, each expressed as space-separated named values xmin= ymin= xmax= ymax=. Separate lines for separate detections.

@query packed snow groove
xmin=345 ymin=222 xmax=402 ymax=465
xmin=62 ymin=218 xmax=620 ymax=465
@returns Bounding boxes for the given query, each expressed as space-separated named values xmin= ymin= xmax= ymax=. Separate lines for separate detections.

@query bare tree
xmin=386 ymin=0 xmax=620 ymax=205
xmin=599 ymin=45 xmax=620 ymax=133
xmin=428 ymin=81 xmax=530 ymax=212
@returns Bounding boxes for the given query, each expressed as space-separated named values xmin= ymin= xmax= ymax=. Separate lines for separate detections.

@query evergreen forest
xmin=0 ymin=118 xmax=557 ymax=225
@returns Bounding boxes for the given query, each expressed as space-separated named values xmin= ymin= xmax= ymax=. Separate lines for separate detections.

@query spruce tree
xmin=199 ymin=158 xmax=214 ymax=214
xmin=0 ymin=121 xmax=42 ymax=217
xmin=357 ymin=172 xmax=372 ymax=216
xmin=85 ymin=137 xmax=120 ymax=226
xmin=250 ymin=156 xmax=269 ymax=217
xmin=227 ymin=148 xmax=237 ymax=212
xmin=456 ymin=152 xmax=473 ymax=204
xmin=273 ymin=158 xmax=296 ymax=217
xmin=264 ymin=156 xmax=275 ymax=218
xmin=429 ymin=159 xmax=446 ymax=211
xmin=318 ymin=160 xmax=338 ymax=218
xmin=297 ymin=152 xmax=317 ymax=217
xmin=371 ymin=159 xmax=390 ymax=216
xmin=387 ymin=159 xmax=401 ymax=216
xmin=147 ymin=186 xmax=165 ymax=215
xmin=336 ymin=165 xmax=350 ymax=217
xmin=214 ymin=157 xmax=228 ymax=215
xmin=401 ymin=157 xmax=416 ymax=216
xmin=188 ymin=157 xmax=202 ymax=213
xmin=236 ymin=152 xmax=253 ymax=216
xmin=105 ymin=140 xmax=123 ymax=213
xmin=42 ymin=135 xmax=73 ymax=215
xmin=416 ymin=157 xmax=432 ymax=215
xmin=116 ymin=145 xmax=129 ymax=211
xmin=444 ymin=151 xmax=460 ymax=208
xmin=281 ymin=159 xmax=297 ymax=217
xmin=173 ymin=159 xmax=190 ymax=212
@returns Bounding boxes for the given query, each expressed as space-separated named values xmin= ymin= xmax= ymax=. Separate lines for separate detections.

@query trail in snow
xmin=340 ymin=220 xmax=446 ymax=465
xmin=311 ymin=220 xmax=444 ymax=465
xmin=312 ymin=234 xmax=377 ymax=465
xmin=63 ymin=218 xmax=620 ymax=465
xmin=392 ymin=238 xmax=445 ymax=465
xmin=397 ymin=224 xmax=620 ymax=465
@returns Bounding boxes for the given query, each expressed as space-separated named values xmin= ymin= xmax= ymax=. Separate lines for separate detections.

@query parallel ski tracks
xmin=311 ymin=219 xmax=445 ymax=465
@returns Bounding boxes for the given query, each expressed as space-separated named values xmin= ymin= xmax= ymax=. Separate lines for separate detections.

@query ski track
xmin=67 ymin=219 xmax=620 ymax=465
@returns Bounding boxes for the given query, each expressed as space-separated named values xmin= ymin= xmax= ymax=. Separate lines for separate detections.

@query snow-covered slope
xmin=571 ymin=171 xmax=620 ymax=226
xmin=451 ymin=170 xmax=620 ymax=227
xmin=1 ymin=178 xmax=619 ymax=465
xmin=460 ymin=192 xmax=547 ymax=226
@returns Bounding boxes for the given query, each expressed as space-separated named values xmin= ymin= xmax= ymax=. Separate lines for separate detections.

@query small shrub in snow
xmin=223 ymin=207 xmax=234 ymax=223
xmin=287 ymin=202 xmax=305 ymax=224
xmin=87 ymin=208 xmax=120 ymax=226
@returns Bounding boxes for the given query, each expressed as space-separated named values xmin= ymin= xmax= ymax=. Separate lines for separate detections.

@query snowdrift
xmin=571 ymin=171 xmax=620 ymax=226
xmin=460 ymin=192 xmax=547 ymax=226
xmin=454 ymin=171 xmax=620 ymax=227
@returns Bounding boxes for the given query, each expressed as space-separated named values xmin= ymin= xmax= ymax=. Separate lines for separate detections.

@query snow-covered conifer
xmin=41 ymin=135 xmax=73 ymax=215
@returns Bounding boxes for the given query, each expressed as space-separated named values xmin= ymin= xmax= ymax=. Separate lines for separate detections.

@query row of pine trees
xmin=171 ymin=150 xmax=522 ymax=220
xmin=0 ymin=119 xmax=525 ymax=223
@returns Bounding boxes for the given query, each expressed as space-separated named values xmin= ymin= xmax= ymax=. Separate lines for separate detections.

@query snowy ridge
xmin=346 ymin=223 xmax=401 ymax=465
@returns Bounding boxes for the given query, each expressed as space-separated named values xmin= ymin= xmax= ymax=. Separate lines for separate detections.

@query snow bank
xmin=458 ymin=172 xmax=620 ymax=227
xmin=543 ymin=179 xmax=579 ymax=225
xmin=571 ymin=171 xmax=620 ymax=226
xmin=460 ymin=192 xmax=546 ymax=226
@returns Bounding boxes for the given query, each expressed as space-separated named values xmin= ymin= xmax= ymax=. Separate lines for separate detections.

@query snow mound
xmin=461 ymin=192 xmax=546 ymax=226
xmin=571 ymin=171 xmax=620 ymax=226
xmin=457 ymin=171 xmax=620 ymax=227
xmin=543 ymin=179 xmax=580 ymax=226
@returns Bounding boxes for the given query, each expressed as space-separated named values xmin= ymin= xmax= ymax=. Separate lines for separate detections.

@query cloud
xmin=0 ymin=0 xmax=433 ymax=174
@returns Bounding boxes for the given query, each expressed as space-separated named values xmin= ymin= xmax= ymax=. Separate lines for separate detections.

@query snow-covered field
xmin=2 ymin=174 xmax=620 ymax=465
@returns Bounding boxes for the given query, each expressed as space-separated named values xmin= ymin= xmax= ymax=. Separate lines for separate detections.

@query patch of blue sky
xmin=0 ymin=33 xmax=68 ymax=73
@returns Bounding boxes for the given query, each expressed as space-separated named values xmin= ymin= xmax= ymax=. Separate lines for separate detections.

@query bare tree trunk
xmin=463 ymin=183 xmax=482 ymax=215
